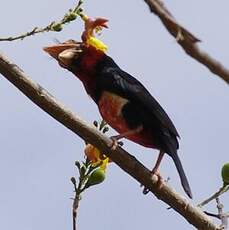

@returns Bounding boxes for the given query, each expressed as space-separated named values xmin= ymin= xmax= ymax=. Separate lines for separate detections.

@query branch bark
xmin=0 ymin=52 xmax=221 ymax=229
xmin=144 ymin=0 xmax=229 ymax=84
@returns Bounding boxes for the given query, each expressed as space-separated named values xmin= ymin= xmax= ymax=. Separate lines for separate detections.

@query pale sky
xmin=0 ymin=1 xmax=228 ymax=229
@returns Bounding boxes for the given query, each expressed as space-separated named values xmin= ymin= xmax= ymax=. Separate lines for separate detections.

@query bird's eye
xmin=58 ymin=48 xmax=82 ymax=67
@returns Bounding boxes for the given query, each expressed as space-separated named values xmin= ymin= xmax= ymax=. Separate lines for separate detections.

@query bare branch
xmin=143 ymin=0 xmax=229 ymax=84
xmin=0 ymin=0 xmax=84 ymax=41
xmin=0 ymin=52 xmax=221 ymax=229
xmin=216 ymin=198 xmax=228 ymax=229
xmin=198 ymin=185 xmax=229 ymax=208
xmin=204 ymin=212 xmax=221 ymax=220
xmin=72 ymin=194 xmax=80 ymax=230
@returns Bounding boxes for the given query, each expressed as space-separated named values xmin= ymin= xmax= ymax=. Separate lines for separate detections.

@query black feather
xmin=95 ymin=55 xmax=179 ymax=151
xmin=94 ymin=54 xmax=192 ymax=198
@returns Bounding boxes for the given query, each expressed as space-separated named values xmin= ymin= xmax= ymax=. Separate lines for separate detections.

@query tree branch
xmin=0 ymin=0 xmax=84 ymax=41
xmin=143 ymin=0 xmax=229 ymax=84
xmin=0 ymin=52 xmax=221 ymax=229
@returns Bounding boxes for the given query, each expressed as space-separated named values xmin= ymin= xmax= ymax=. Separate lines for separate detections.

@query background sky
xmin=0 ymin=1 xmax=228 ymax=229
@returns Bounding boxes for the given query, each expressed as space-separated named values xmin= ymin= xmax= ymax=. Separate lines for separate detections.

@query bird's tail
xmin=170 ymin=153 xmax=193 ymax=199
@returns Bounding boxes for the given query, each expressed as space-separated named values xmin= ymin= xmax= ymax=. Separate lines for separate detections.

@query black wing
xmin=95 ymin=61 xmax=193 ymax=198
xmin=96 ymin=66 xmax=180 ymax=140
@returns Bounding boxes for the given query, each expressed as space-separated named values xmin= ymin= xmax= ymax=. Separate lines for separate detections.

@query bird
xmin=43 ymin=17 xmax=192 ymax=198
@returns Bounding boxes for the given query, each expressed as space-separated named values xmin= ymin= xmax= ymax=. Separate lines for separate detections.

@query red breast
xmin=98 ymin=91 xmax=155 ymax=148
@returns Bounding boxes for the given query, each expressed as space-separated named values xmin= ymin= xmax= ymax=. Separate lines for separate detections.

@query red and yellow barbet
xmin=43 ymin=14 xmax=192 ymax=198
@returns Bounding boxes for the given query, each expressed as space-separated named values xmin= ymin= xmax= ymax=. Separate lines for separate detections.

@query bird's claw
xmin=141 ymin=170 xmax=164 ymax=195
xmin=142 ymin=186 xmax=150 ymax=195
xmin=108 ymin=137 xmax=123 ymax=150
xmin=151 ymin=169 xmax=164 ymax=189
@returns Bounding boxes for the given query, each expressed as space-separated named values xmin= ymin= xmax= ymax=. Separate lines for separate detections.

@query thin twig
xmin=0 ymin=52 xmax=221 ymax=230
xmin=71 ymin=160 xmax=89 ymax=230
xmin=216 ymin=198 xmax=228 ymax=229
xmin=71 ymin=176 xmax=81 ymax=230
xmin=198 ymin=186 xmax=229 ymax=208
xmin=143 ymin=0 xmax=229 ymax=84
xmin=205 ymin=211 xmax=221 ymax=220
xmin=0 ymin=0 xmax=84 ymax=41
xmin=203 ymin=195 xmax=229 ymax=229
xmin=72 ymin=194 xmax=80 ymax=230
xmin=72 ymin=165 xmax=86 ymax=230
xmin=0 ymin=25 xmax=53 ymax=42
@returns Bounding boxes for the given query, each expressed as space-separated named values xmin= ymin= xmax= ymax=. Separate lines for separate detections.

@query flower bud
xmin=70 ymin=177 xmax=76 ymax=185
xmin=93 ymin=120 xmax=98 ymax=127
xmin=103 ymin=127 xmax=109 ymax=133
xmin=68 ymin=12 xmax=77 ymax=21
xmin=80 ymin=164 xmax=87 ymax=175
xmin=221 ymin=162 xmax=229 ymax=185
xmin=51 ymin=23 xmax=63 ymax=32
xmin=86 ymin=168 xmax=105 ymax=187
xmin=75 ymin=161 xmax=81 ymax=169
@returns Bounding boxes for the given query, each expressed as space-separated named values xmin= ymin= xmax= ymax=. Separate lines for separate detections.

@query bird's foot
xmin=142 ymin=185 xmax=150 ymax=195
xmin=142 ymin=170 xmax=164 ymax=195
xmin=108 ymin=127 xmax=142 ymax=150
xmin=108 ymin=136 xmax=123 ymax=150
xmin=152 ymin=169 xmax=164 ymax=189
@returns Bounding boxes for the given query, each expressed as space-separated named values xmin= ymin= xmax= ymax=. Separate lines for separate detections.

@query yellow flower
xmin=84 ymin=144 xmax=110 ymax=171
xmin=87 ymin=36 xmax=108 ymax=52
xmin=80 ymin=13 xmax=108 ymax=52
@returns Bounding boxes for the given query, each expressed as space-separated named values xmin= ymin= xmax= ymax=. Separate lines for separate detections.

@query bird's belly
xmin=98 ymin=91 xmax=129 ymax=132
xmin=98 ymin=91 xmax=155 ymax=148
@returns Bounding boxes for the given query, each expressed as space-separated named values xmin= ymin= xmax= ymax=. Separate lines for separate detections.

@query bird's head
xmin=43 ymin=40 xmax=84 ymax=69
xmin=43 ymin=38 xmax=107 ymax=100
xmin=43 ymin=15 xmax=109 ymax=100
xmin=43 ymin=39 xmax=107 ymax=77
xmin=44 ymin=16 xmax=108 ymax=75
